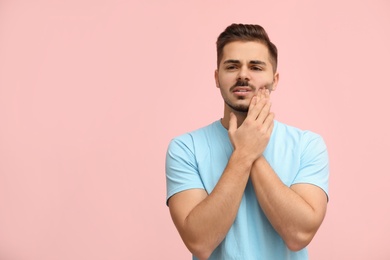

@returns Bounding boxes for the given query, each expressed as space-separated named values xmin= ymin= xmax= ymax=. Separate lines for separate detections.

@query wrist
xmin=253 ymin=155 xmax=267 ymax=166
xmin=230 ymin=150 xmax=256 ymax=169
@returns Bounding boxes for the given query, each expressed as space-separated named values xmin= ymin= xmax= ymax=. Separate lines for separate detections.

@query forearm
xmin=250 ymin=156 xmax=325 ymax=251
xmin=181 ymin=151 xmax=252 ymax=259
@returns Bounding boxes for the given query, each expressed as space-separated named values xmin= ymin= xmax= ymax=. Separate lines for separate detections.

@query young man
xmin=165 ymin=23 xmax=329 ymax=260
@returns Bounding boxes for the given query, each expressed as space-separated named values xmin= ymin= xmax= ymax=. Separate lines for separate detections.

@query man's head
xmin=215 ymin=24 xmax=279 ymax=114
xmin=216 ymin=23 xmax=278 ymax=73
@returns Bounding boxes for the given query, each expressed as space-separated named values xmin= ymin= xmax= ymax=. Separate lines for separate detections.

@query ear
xmin=271 ymin=72 xmax=279 ymax=91
xmin=214 ymin=69 xmax=220 ymax=88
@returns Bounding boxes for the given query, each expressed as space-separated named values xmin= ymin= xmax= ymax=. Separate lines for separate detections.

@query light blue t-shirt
xmin=166 ymin=120 xmax=329 ymax=260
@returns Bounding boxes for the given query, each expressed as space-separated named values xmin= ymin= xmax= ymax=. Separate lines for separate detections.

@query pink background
xmin=1 ymin=0 xmax=389 ymax=259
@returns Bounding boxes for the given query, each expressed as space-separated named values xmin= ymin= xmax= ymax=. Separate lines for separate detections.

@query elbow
xmin=183 ymin=233 xmax=222 ymax=260
xmin=185 ymin=241 xmax=214 ymax=260
xmin=285 ymin=240 xmax=309 ymax=252
xmin=284 ymin=231 xmax=315 ymax=252
xmin=179 ymin=219 xmax=224 ymax=259
xmin=193 ymin=251 xmax=212 ymax=260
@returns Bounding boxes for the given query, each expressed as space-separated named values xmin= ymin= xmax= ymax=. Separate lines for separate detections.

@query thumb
xmin=229 ymin=112 xmax=237 ymax=133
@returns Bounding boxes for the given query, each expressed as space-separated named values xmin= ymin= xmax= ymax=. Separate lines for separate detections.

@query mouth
xmin=232 ymin=87 xmax=253 ymax=96
xmin=233 ymin=87 xmax=251 ymax=92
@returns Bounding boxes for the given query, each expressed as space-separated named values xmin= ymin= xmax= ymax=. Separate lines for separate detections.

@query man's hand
xmin=228 ymin=89 xmax=274 ymax=163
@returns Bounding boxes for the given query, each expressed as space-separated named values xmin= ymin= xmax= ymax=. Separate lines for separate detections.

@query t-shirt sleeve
xmin=292 ymin=132 xmax=330 ymax=199
xmin=165 ymin=135 xmax=205 ymax=205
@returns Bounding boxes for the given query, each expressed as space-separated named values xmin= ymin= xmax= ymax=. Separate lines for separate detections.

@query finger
xmin=247 ymin=92 xmax=268 ymax=121
xmin=259 ymin=88 xmax=268 ymax=99
xmin=268 ymin=119 xmax=274 ymax=135
xmin=249 ymin=95 xmax=257 ymax=111
xmin=246 ymin=94 xmax=262 ymax=120
xmin=263 ymin=112 xmax=275 ymax=134
xmin=260 ymin=88 xmax=266 ymax=100
xmin=228 ymin=112 xmax=237 ymax=133
xmin=256 ymin=88 xmax=268 ymax=111
xmin=256 ymin=100 xmax=272 ymax=123
xmin=247 ymin=98 xmax=267 ymax=121
xmin=265 ymin=88 xmax=270 ymax=98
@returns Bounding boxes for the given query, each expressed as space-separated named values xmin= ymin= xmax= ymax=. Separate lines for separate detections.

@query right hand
xmin=228 ymin=89 xmax=275 ymax=163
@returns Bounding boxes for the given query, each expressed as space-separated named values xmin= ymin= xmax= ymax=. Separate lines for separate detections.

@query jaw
xmin=224 ymin=99 xmax=250 ymax=113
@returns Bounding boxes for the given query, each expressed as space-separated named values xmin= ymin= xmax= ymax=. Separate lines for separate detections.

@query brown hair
xmin=216 ymin=23 xmax=278 ymax=72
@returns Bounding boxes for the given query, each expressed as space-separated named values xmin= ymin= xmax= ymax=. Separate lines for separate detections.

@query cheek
xmin=255 ymin=77 xmax=274 ymax=87
xmin=218 ymin=74 xmax=236 ymax=87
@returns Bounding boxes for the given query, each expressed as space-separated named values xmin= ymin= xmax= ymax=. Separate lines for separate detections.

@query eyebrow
xmin=223 ymin=59 xmax=267 ymax=66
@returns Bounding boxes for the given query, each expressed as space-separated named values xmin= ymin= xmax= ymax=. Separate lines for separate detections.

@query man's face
xmin=215 ymin=41 xmax=279 ymax=113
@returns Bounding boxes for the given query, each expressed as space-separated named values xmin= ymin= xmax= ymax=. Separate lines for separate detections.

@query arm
xmin=168 ymin=152 xmax=252 ymax=260
xmin=250 ymin=156 xmax=328 ymax=251
xmin=168 ymin=90 xmax=274 ymax=260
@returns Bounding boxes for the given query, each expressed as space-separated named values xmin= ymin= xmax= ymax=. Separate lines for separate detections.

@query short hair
xmin=216 ymin=23 xmax=278 ymax=72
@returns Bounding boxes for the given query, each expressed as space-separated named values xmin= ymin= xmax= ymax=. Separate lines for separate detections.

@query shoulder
xmin=168 ymin=120 xmax=223 ymax=149
xmin=273 ymin=120 xmax=325 ymax=144
xmin=270 ymin=121 xmax=328 ymax=162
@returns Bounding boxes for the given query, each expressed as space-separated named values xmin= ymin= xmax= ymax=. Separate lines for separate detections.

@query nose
xmin=237 ymin=66 xmax=249 ymax=81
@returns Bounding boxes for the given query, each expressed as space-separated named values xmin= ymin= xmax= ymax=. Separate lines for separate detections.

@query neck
xmin=221 ymin=108 xmax=247 ymax=130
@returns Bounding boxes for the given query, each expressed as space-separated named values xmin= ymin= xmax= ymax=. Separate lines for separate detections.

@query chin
xmin=227 ymin=104 xmax=249 ymax=113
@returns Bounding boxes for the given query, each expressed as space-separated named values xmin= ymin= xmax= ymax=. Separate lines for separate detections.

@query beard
xmin=225 ymin=80 xmax=253 ymax=112
xmin=225 ymin=98 xmax=250 ymax=113
xmin=222 ymin=80 xmax=273 ymax=113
